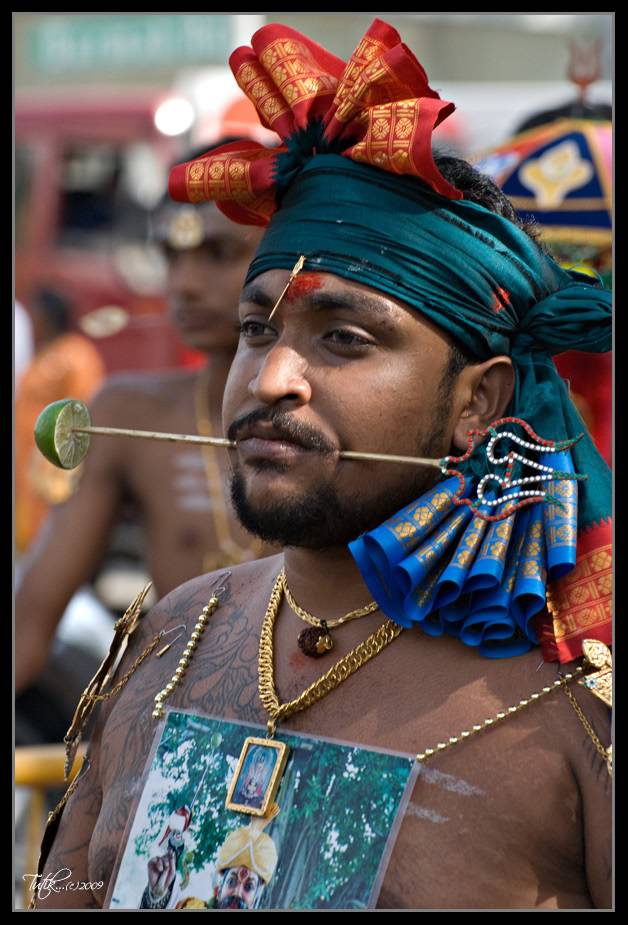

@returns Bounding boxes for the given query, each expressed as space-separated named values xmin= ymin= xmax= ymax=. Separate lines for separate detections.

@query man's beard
xmin=216 ymin=894 xmax=249 ymax=909
xmin=229 ymin=408 xmax=450 ymax=551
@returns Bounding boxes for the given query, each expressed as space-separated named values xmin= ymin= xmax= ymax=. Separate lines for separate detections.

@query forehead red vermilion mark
xmin=284 ymin=272 xmax=324 ymax=302
xmin=491 ymin=286 xmax=511 ymax=314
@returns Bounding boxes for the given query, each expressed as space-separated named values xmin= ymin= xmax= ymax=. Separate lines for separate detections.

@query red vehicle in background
xmin=15 ymin=90 xmax=202 ymax=374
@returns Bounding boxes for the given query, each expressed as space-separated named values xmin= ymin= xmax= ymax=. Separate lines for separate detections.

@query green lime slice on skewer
xmin=34 ymin=399 xmax=91 ymax=469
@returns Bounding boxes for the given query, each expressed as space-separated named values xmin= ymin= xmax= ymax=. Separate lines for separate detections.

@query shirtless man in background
xmin=16 ymin=177 xmax=265 ymax=694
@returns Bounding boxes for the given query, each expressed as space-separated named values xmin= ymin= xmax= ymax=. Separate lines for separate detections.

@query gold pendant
xmin=225 ymin=736 xmax=290 ymax=817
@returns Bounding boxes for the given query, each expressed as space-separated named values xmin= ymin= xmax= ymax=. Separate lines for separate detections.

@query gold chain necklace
xmin=194 ymin=368 xmax=262 ymax=572
xmin=225 ymin=570 xmax=403 ymax=817
xmin=259 ymin=570 xmax=402 ymax=736
xmin=243 ymin=571 xmax=611 ymax=813
xmin=282 ymin=568 xmax=380 ymax=657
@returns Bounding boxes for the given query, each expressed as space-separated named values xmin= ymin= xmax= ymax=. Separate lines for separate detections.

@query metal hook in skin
xmin=209 ymin=571 xmax=232 ymax=596
xmin=267 ymin=255 xmax=306 ymax=321
xmin=156 ymin=572 xmax=232 ymax=657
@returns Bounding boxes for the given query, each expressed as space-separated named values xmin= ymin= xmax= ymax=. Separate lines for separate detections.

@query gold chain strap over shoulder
xmin=562 ymin=683 xmax=612 ymax=774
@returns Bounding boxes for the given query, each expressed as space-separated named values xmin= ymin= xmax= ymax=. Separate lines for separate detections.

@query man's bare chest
xmin=86 ymin=601 xmax=586 ymax=908
xmin=121 ymin=418 xmax=233 ymax=573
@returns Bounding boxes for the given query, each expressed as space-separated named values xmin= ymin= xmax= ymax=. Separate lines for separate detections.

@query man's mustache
xmin=217 ymin=895 xmax=248 ymax=909
xmin=227 ymin=408 xmax=336 ymax=455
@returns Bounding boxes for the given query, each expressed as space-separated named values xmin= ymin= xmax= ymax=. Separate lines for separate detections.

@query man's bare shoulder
xmin=155 ymin=555 xmax=284 ymax=625
xmin=89 ymin=369 xmax=199 ymax=420
xmin=120 ymin=555 xmax=283 ymax=651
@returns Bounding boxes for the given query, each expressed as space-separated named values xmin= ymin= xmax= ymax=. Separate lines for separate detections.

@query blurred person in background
xmin=15 ymin=143 xmax=268 ymax=698
xmin=15 ymin=287 xmax=106 ymax=554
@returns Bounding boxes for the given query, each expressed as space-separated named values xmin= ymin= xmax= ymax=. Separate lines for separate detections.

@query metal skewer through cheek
xmin=71 ymin=426 xmax=235 ymax=450
xmin=44 ymin=400 xmax=586 ymax=524
xmin=69 ymin=426 xmax=442 ymax=469
xmin=57 ymin=251 xmax=445 ymax=474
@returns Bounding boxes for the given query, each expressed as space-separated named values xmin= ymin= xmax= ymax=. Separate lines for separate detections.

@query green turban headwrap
xmin=246 ymin=153 xmax=611 ymax=533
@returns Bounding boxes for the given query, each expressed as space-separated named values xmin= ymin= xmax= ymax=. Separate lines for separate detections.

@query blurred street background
xmin=13 ymin=13 xmax=612 ymax=909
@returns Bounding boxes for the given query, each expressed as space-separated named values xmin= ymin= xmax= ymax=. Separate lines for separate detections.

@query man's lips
xmin=238 ymin=436 xmax=313 ymax=461
xmin=235 ymin=422 xmax=334 ymax=462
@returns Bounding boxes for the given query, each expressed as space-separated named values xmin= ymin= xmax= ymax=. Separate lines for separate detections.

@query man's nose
xmin=248 ymin=344 xmax=312 ymax=406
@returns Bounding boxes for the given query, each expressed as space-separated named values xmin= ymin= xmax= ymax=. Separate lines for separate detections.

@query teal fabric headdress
xmin=247 ymin=154 xmax=611 ymax=531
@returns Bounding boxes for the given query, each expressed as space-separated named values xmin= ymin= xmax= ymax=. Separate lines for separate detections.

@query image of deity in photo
xmin=107 ymin=710 xmax=418 ymax=910
xmin=230 ymin=742 xmax=278 ymax=811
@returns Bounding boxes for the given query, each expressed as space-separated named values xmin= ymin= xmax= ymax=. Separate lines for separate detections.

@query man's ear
xmin=452 ymin=356 xmax=515 ymax=452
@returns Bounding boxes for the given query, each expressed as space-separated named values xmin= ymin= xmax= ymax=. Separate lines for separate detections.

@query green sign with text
xmin=28 ymin=15 xmax=233 ymax=74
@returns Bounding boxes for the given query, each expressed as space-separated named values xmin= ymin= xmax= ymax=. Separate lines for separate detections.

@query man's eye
xmin=239 ymin=320 xmax=274 ymax=338
xmin=324 ymin=329 xmax=374 ymax=347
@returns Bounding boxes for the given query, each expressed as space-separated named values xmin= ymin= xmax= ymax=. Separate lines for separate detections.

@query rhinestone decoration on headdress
xmin=439 ymin=417 xmax=585 ymax=523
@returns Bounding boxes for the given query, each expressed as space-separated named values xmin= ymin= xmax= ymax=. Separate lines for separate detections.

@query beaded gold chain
xmin=414 ymin=666 xmax=586 ymax=763
xmin=152 ymin=584 xmax=228 ymax=719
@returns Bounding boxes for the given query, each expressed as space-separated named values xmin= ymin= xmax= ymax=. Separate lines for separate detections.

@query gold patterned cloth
xmin=168 ymin=18 xmax=462 ymax=223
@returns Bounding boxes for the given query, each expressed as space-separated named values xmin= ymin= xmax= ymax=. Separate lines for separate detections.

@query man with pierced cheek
xmin=34 ymin=19 xmax=612 ymax=911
